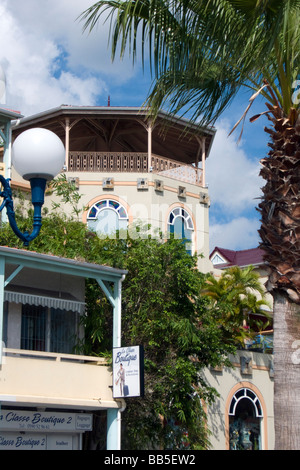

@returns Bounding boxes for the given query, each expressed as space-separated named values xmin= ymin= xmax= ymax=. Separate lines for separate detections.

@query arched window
xmin=229 ymin=388 xmax=263 ymax=450
xmin=167 ymin=207 xmax=194 ymax=254
xmin=87 ymin=199 xmax=129 ymax=238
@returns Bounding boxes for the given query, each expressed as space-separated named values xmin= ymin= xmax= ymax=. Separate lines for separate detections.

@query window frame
xmin=21 ymin=304 xmax=80 ymax=354
xmin=87 ymin=199 xmax=129 ymax=237
xmin=229 ymin=387 xmax=263 ymax=418
xmin=167 ymin=207 xmax=194 ymax=254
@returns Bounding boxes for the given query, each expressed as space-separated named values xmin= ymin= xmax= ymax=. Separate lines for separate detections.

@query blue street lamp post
xmin=0 ymin=128 xmax=65 ymax=246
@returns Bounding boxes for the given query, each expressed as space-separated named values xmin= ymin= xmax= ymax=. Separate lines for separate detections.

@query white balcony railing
xmin=0 ymin=348 xmax=118 ymax=409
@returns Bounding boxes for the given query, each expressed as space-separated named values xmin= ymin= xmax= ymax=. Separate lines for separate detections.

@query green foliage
xmin=0 ymin=184 xmax=259 ymax=449
xmin=47 ymin=174 xmax=86 ymax=218
xmin=202 ymin=265 xmax=271 ymax=346
xmin=108 ymin=230 xmax=231 ymax=449
xmin=0 ymin=205 xmax=236 ymax=449
xmin=81 ymin=1 xmax=300 ymax=124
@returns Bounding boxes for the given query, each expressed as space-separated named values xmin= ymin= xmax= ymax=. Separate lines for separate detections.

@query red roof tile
xmin=210 ymin=247 xmax=265 ymax=268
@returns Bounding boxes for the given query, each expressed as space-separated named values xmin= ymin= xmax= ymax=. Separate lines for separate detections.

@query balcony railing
xmin=69 ymin=151 xmax=148 ymax=173
xmin=0 ymin=348 xmax=118 ymax=409
xmin=3 ymin=348 xmax=109 ymax=364
xmin=68 ymin=151 xmax=203 ymax=186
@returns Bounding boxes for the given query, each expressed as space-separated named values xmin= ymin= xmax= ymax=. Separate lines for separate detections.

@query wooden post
xmin=65 ymin=118 xmax=70 ymax=171
xmin=202 ymin=137 xmax=206 ymax=187
xmin=97 ymin=275 xmax=125 ymax=450
xmin=148 ymin=124 xmax=152 ymax=172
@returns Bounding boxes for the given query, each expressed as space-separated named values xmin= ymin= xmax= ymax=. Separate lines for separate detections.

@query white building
xmin=0 ymin=105 xmax=275 ymax=450
xmin=11 ymin=105 xmax=215 ymax=273
xmin=206 ymin=247 xmax=274 ymax=450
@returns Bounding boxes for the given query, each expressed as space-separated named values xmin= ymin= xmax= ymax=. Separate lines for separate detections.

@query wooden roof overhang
xmin=12 ymin=106 xmax=216 ymax=166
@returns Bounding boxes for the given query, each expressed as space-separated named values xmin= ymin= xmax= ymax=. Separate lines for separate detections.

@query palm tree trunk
xmin=273 ymin=291 xmax=300 ymax=449
xmin=259 ymin=109 xmax=300 ymax=449
xmin=258 ymin=111 xmax=300 ymax=300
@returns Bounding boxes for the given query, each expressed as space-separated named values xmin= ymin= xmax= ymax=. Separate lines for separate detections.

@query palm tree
xmin=80 ymin=0 xmax=300 ymax=449
xmin=202 ymin=265 xmax=271 ymax=346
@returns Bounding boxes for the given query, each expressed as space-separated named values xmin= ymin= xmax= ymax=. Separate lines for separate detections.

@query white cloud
xmin=5 ymin=0 xmax=135 ymax=76
xmin=0 ymin=0 xmax=139 ymax=116
xmin=206 ymin=119 xmax=264 ymax=251
xmin=206 ymin=119 xmax=263 ymax=215
xmin=209 ymin=216 xmax=261 ymax=252
xmin=0 ymin=0 xmax=266 ymax=252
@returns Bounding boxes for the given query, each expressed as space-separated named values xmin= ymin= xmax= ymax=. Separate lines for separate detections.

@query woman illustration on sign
xmin=115 ymin=363 xmax=125 ymax=395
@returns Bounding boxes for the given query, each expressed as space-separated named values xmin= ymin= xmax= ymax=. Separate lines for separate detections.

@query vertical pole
xmin=195 ymin=145 xmax=200 ymax=185
xmin=147 ymin=124 xmax=152 ymax=172
xmin=3 ymin=121 xmax=12 ymax=180
xmin=107 ymin=408 xmax=120 ymax=450
xmin=2 ymin=121 xmax=12 ymax=224
xmin=65 ymin=118 xmax=70 ymax=171
xmin=202 ymin=138 xmax=206 ymax=187
xmin=106 ymin=276 xmax=125 ymax=450
xmin=0 ymin=257 xmax=5 ymax=366
xmin=113 ymin=277 xmax=123 ymax=349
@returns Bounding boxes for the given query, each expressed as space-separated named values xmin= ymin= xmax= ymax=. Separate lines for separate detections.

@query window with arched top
xmin=87 ymin=199 xmax=129 ymax=238
xmin=167 ymin=207 xmax=194 ymax=254
xmin=229 ymin=388 xmax=263 ymax=450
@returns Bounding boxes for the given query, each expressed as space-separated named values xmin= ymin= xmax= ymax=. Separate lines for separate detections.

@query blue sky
xmin=0 ymin=0 xmax=270 ymax=252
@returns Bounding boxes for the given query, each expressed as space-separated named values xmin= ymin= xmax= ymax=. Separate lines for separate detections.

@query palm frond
xmin=80 ymin=0 xmax=300 ymax=126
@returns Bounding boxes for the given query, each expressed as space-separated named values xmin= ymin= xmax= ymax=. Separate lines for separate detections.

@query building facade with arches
xmin=6 ymin=105 xmax=275 ymax=450
xmin=11 ymin=105 xmax=215 ymax=273
xmin=203 ymin=350 xmax=274 ymax=450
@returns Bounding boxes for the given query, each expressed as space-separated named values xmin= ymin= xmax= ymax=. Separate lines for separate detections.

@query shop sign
xmin=0 ymin=433 xmax=74 ymax=450
xmin=0 ymin=410 xmax=92 ymax=433
xmin=0 ymin=433 xmax=47 ymax=450
xmin=113 ymin=345 xmax=144 ymax=398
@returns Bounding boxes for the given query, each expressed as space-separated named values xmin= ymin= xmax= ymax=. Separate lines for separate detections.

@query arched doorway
xmin=228 ymin=387 xmax=263 ymax=450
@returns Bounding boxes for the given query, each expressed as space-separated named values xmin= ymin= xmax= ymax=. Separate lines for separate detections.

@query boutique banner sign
xmin=0 ymin=410 xmax=92 ymax=433
xmin=113 ymin=345 xmax=144 ymax=398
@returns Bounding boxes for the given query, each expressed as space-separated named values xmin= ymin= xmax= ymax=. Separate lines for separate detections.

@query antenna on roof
xmin=107 ymin=96 xmax=111 ymax=107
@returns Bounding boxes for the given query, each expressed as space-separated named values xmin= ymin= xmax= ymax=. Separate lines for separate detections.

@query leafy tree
xmin=203 ymin=265 xmax=271 ymax=347
xmin=108 ymin=229 xmax=230 ymax=449
xmin=0 ymin=180 xmax=269 ymax=449
xmin=0 ymin=195 xmax=244 ymax=449
xmin=81 ymin=0 xmax=300 ymax=449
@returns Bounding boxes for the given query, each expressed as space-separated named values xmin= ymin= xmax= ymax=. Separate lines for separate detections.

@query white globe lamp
xmin=12 ymin=127 xmax=65 ymax=181
xmin=0 ymin=128 xmax=65 ymax=245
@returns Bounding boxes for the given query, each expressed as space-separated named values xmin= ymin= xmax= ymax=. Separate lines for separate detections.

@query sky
xmin=0 ymin=0 xmax=271 ymax=252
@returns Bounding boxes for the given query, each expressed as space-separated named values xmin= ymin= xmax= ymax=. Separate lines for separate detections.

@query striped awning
xmin=4 ymin=285 xmax=86 ymax=314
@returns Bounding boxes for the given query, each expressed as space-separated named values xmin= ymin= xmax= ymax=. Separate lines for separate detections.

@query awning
xmin=4 ymin=285 xmax=86 ymax=314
